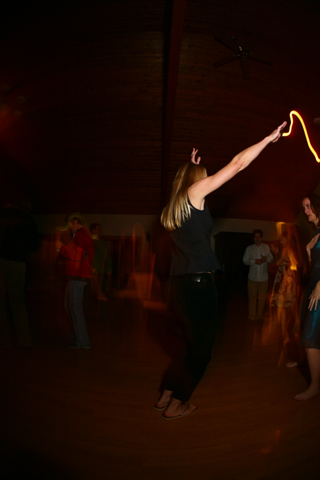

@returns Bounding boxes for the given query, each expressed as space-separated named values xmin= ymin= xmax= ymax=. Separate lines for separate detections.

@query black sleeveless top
xmin=169 ymin=200 xmax=221 ymax=275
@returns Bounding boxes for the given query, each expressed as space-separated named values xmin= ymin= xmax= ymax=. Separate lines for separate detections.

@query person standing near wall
xmin=56 ymin=214 xmax=94 ymax=349
xmin=243 ymin=229 xmax=273 ymax=323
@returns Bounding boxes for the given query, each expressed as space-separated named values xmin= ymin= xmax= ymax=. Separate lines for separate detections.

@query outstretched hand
xmin=191 ymin=148 xmax=201 ymax=164
xmin=269 ymin=121 xmax=287 ymax=143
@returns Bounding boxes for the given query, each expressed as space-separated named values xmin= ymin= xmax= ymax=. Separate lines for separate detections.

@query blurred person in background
xmin=270 ymin=231 xmax=300 ymax=366
xmin=243 ymin=229 xmax=273 ymax=323
xmin=90 ymin=223 xmax=112 ymax=301
xmin=0 ymin=198 xmax=38 ymax=349
xmin=56 ymin=214 xmax=94 ymax=349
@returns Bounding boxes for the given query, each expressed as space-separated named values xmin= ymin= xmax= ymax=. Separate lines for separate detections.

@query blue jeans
xmin=65 ymin=280 xmax=90 ymax=347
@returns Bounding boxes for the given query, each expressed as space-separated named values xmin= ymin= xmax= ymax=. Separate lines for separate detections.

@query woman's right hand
xmin=191 ymin=148 xmax=201 ymax=165
xmin=306 ymin=234 xmax=320 ymax=263
xmin=269 ymin=121 xmax=287 ymax=143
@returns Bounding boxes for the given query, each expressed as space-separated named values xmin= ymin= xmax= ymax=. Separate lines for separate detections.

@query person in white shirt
xmin=243 ymin=229 xmax=273 ymax=322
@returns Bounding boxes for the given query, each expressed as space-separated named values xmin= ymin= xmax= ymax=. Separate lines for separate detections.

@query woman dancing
xmin=155 ymin=120 xmax=287 ymax=419
xmin=270 ymin=232 xmax=299 ymax=364
xmin=294 ymin=194 xmax=320 ymax=400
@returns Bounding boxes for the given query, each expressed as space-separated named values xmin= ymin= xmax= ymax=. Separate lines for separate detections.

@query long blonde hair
xmin=161 ymin=162 xmax=207 ymax=231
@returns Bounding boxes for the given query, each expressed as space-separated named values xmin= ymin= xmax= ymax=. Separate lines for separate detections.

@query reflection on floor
xmin=1 ymin=286 xmax=320 ymax=480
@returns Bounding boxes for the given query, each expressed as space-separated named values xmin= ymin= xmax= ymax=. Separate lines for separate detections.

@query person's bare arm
xmin=188 ymin=121 xmax=287 ymax=206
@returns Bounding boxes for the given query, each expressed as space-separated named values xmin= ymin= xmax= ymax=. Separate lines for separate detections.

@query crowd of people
xmin=1 ymin=119 xmax=320 ymax=420
xmin=154 ymin=120 xmax=320 ymax=420
xmin=241 ymin=204 xmax=320 ymax=402
xmin=243 ymin=229 xmax=300 ymax=360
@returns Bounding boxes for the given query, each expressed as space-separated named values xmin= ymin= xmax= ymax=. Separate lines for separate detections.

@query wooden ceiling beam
xmin=161 ymin=0 xmax=186 ymax=209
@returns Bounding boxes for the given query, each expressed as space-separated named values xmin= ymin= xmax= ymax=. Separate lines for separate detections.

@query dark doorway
xmin=214 ymin=231 xmax=253 ymax=295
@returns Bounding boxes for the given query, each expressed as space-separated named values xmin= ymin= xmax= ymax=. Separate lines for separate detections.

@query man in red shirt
xmin=56 ymin=215 xmax=94 ymax=349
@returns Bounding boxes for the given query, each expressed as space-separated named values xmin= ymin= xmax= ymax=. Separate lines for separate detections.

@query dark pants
xmin=161 ymin=274 xmax=218 ymax=402
xmin=0 ymin=258 xmax=33 ymax=348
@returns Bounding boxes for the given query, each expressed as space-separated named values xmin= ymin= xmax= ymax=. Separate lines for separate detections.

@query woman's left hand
xmin=191 ymin=148 xmax=201 ymax=164
xmin=308 ymin=281 xmax=320 ymax=311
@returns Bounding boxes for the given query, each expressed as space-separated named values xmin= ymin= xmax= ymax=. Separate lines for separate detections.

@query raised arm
xmin=188 ymin=121 xmax=287 ymax=207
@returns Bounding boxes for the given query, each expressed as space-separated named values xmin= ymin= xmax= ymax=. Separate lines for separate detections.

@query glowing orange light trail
xmin=282 ymin=110 xmax=320 ymax=163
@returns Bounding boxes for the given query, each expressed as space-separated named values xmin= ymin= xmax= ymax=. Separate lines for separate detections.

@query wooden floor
xmin=1 ymin=284 xmax=320 ymax=480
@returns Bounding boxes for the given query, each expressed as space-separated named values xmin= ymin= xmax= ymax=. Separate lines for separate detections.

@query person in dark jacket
xmin=0 ymin=201 xmax=39 ymax=349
